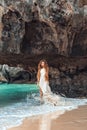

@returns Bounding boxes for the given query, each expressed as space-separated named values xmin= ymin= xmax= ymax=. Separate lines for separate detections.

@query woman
xmin=37 ymin=59 xmax=60 ymax=105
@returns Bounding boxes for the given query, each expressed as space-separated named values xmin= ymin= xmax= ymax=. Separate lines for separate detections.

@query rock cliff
xmin=0 ymin=0 xmax=87 ymax=56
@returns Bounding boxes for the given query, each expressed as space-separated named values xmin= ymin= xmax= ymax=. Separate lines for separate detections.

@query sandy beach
xmin=8 ymin=105 xmax=87 ymax=130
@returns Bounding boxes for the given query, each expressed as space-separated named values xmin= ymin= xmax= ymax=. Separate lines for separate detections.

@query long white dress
xmin=39 ymin=68 xmax=60 ymax=105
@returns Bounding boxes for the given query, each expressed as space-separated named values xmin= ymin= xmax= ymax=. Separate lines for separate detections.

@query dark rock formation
xmin=0 ymin=0 xmax=87 ymax=56
xmin=21 ymin=20 xmax=58 ymax=54
xmin=0 ymin=64 xmax=35 ymax=83
xmin=0 ymin=0 xmax=87 ymax=98
xmin=50 ymin=65 xmax=87 ymax=98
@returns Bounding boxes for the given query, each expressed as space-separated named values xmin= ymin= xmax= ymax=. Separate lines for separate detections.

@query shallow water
xmin=0 ymin=84 xmax=87 ymax=130
xmin=0 ymin=83 xmax=39 ymax=106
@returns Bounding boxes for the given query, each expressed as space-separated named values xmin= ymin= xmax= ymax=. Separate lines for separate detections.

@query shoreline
xmin=8 ymin=105 xmax=87 ymax=130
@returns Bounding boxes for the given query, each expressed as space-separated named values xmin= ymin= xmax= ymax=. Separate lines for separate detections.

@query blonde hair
xmin=37 ymin=59 xmax=49 ymax=82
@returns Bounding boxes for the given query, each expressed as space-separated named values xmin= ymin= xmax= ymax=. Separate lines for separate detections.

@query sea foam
xmin=0 ymin=92 xmax=87 ymax=130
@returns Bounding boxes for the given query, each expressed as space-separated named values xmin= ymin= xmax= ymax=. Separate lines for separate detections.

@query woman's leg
xmin=40 ymin=88 xmax=43 ymax=99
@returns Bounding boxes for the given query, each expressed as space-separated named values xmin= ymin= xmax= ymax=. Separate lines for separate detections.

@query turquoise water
xmin=0 ymin=83 xmax=39 ymax=106
xmin=0 ymin=84 xmax=87 ymax=130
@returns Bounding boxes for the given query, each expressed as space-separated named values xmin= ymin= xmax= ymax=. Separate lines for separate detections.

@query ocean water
xmin=0 ymin=84 xmax=87 ymax=130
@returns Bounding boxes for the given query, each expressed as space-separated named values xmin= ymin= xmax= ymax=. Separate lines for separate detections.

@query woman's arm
xmin=37 ymin=70 xmax=40 ymax=83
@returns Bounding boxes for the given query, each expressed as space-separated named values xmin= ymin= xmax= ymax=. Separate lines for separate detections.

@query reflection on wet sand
xmin=39 ymin=110 xmax=64 ymax=130
xmin=8 ymin=105 xmax=87 ymax=130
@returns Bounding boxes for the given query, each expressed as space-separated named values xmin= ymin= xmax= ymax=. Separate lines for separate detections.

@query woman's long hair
xmin=37 ymin=59 xmax=49 ymax=82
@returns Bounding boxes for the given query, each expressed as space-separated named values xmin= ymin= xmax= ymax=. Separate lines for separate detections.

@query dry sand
xmin=8 ymin=105 xmax=87 ymax=130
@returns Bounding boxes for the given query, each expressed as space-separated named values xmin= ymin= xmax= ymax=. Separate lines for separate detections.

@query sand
xmin=8 ymin=105 xmax=87 ymax=130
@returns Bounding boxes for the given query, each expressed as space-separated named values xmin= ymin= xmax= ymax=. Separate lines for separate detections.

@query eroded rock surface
xmin=0 ymin=64 xmax=35 ymax=83
xmin=0 ymin=0 xmax=87 ymax=56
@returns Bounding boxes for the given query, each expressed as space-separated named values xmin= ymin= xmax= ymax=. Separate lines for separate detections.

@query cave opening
xmin=20 ymin=20 xmax=58 ymax=55
xmin=71 ymin=29 xmax=87 ymax=56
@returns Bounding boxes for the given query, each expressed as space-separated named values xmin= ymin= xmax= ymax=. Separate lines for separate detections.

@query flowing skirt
xmin=39 ymin=79 xmax=61 ymax=105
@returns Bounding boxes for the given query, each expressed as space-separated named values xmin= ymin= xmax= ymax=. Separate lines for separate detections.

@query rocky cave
xmin=71 ymin=29 xmax=87 ymax=56
xmin=0 ymin=0 xmax=87 ymax=98
xmin=21 ymin=20 xmax=58 ymax=54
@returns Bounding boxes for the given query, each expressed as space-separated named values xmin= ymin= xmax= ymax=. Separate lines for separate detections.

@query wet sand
xmin=8 ymin=105 xmax=87 ymax=130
